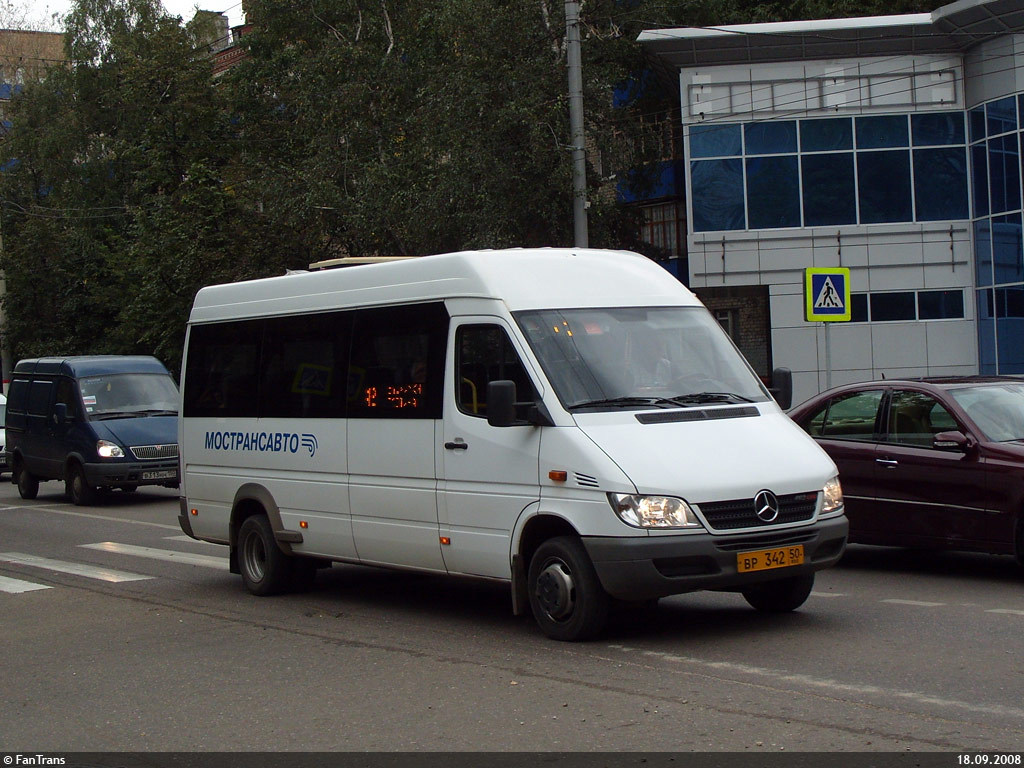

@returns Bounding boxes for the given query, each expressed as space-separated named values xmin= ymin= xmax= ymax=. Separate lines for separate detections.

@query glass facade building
xmin=972 ymin=96 xmax=1024 ymax=374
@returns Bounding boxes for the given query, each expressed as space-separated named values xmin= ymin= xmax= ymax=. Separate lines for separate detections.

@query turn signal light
xmin=548 ymin=470 xmax=568 ymax=482
xmin=440 ymin=536 xmax=451 ymax=545
xmin=190 ymin=508 xmax=198 ymax=516
xmin=300 ymin=520 xmax=309 ymax=529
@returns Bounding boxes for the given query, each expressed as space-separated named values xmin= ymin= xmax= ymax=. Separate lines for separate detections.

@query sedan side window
xmin=803 ymin=390 xmax=883 ymax=440
xmin=886 ymin=390 xmax=958 ymax=447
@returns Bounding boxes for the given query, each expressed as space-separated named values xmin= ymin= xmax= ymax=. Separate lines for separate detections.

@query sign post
xmin=804 ymin=268 xmax=851 ymax=390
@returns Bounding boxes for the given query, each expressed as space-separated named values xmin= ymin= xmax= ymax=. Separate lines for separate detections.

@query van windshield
xmin=515 ymin=306 xmax=770 ymax=411
xmin=79 ymin=373 xmax=180 ymax=420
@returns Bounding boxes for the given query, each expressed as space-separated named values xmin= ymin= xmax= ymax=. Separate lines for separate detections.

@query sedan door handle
xmin=876 ymin=458 xmax=898 ymax=467
xmin=444 ymin=441 xmax=469 ymax=451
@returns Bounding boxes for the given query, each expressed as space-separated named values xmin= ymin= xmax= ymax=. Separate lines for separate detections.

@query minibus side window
xmin=457 ymin=324 xmax=537 ymax=418
xmin=183 ymin=319 xmax=263 ymax=418
xmin=347 ymin=302 xmax=448 ymax=419
xmin=258 ymin=311 xmax=351 ymax=419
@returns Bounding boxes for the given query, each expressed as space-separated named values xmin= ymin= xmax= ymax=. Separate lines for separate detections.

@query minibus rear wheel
xmin=527 ymin=536 xmax=609 ymax=641
xmin=741 ymin=573 xmax=814 ymax=613
xmin=238 ymin=514 xmax=292 ymax=596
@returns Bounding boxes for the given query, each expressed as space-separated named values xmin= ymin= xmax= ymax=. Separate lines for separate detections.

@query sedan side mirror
xmin=769 ymin=367 xmax=793 ymax=410
xmin=933 ymin=430 xmax=976 ymax=453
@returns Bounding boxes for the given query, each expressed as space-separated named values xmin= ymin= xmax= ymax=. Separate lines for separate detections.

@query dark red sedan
xmin=788 ymin=377 xmax=1024 ymax=564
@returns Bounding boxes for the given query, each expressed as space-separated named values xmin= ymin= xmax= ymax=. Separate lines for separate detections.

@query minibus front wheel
xmin=741 ymin=573 xmax=814 ymax=613
xmin=527 ymin=536 xmax=609 ymax=641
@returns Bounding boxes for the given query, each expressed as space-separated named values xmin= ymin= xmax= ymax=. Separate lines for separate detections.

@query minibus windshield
xmin=79 ymin=373 xmax=180 ymax=420
xmin=515 ymin=306 xmax=770 ymax=411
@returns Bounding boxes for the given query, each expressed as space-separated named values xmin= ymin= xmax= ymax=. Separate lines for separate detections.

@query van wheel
xmin=527 ymin=536 xmax=609 ymax=641
xmin=16 ymin=466 xmax=39 ymax=500
xmin=1014 ymin=518 xmax=1024 ymax=568
xmin=66 ymin=463 xmax=98 ymax=506
xmin=238 ymin=515 xmax=292 ymax=596
xmin=742 ymin=573 xmax=815 ymax=613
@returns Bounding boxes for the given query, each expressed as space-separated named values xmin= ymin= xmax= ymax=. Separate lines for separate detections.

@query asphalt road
xmin=1 ymin=478 xmax=1023 ymax=754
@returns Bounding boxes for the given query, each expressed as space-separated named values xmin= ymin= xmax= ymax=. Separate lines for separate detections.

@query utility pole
xmin=565 ymin=0 xmax=588 ymax=248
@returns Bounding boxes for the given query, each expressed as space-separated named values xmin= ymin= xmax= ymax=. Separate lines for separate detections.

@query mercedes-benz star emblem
xmin=753 ymin=490 xmax=780 ymax=522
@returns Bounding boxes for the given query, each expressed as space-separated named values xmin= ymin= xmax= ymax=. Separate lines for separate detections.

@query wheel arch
xmin=510 ymin=510 xmax=581 ymax=616
xmin=228 ymin=483 xmax=298 ymax=572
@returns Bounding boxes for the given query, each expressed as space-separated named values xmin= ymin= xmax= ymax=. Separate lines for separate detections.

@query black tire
xmin=1014 ymin=519 xmax=1024 ymax=569
xmin=290 ymin=560 xmax=319 ymax=592
xmin=66 ymin=462 xmax=98 ymax=506
xmin=742 ymin=573 xmax=815 ymax=613
xmin=237 ymin=515 xmax=292 ymax=596
xmin=527 ymin=536 xmax=609 ymax=641
xmin=16 ymin=466 xmax=38 ymax=500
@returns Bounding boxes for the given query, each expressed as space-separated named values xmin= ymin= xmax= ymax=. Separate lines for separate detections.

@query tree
xmin=0 ymin=0 xmax=293 ymax=370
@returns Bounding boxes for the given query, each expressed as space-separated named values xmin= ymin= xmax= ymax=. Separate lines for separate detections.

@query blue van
xmin=6 ymin=356 xmax=180 ymax=505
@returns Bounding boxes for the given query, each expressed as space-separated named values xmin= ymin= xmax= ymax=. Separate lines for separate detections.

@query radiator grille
xmin=130 ymin=444 xmax=179 ymax=460
xmin=697 ymin=491 xmax=818 ymax=531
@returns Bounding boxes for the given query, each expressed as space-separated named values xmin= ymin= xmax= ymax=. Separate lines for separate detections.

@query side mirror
xmin=53 ymin=402 xmax=68 ymax=425
xmin=486 ymin=380 xmax=518 ymax=428
xmin=933 ymin=430 xmax=975 ymax=453
xmin=769 ymin=367 xmax=793 ymax=410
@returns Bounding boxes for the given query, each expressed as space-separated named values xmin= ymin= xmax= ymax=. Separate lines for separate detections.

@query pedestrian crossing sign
xmin=805 ymin=268 xmax=851 ymax=322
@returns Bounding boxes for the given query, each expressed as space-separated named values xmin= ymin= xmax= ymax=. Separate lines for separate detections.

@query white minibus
xmin=178 ymin=248 xmax=847 ymax=640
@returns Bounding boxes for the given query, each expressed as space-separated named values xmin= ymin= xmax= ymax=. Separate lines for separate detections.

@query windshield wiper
xmin=666 ymin=392 xmax=755 ymax=405
xmin=568 ymin=396 xmax=680 ymax=411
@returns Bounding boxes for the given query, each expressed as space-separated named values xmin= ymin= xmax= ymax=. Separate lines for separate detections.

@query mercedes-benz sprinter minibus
xmin=178 ymin=249 xmax=847 ymax=640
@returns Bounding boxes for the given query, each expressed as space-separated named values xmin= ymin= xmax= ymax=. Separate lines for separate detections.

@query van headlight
xmin=97 ymin=440 xmax=124 ymax=459
xmin=821 ymin=476 xmax=844 ymax=517
xmin=608 ymin=493 xmax=704 ymax=529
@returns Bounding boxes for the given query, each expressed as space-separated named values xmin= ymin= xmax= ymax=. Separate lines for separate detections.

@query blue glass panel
xmin=746 ymin=156 xmax=799 ymax=229
xmin=911 ymin=112 xmax=965 ymax=146
xmin=858 ymin=151 xmax=911 ymax=223
xmin=996 ymin=287 xmax=1024 ymax=373
xmin=856 ymin=115 xmax=909 ymax=149
xmin=970 ymin=107 xmax=986 ymax=143
xmin=801 ymin=153 xmax=856 ymax=226
xmin=850 ymin=293 xmax=868 ymax=322
xmin=918 ymin=290 xmax=964 ymax=320
xmin=988 ymin=133 xmax=1020 ymax=214
xmin=972 ymin=143 xmax=989 ymax=217
xmin=913 ymin=148 xmax=969 ymax=221
xmin=870 ymin=292 xmax=916 ymax=321
xmin=690 ymin=159 xmax=745 ymax=231
xmin=977 ymin=289 xmax=996 ymax=375
xmin=987 ymin=96 xmax=1017 ymax=136
xmin=689 ymin=124 xmax=742 ymax=158
xmin=993 ymin=213 xmax=1024 ymax=284
xmin=975 ymin=219 xmax=993 ymax=287
xmin=744 ymin=122 xmax=797 ymax=155
xmin=800 ymin=118 xmax=853 ymax=152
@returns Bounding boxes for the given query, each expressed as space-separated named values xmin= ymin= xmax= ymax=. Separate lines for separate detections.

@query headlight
xmin=97 ymin=440 xmax=124 ymax=459
xmin=608 ymin=493 xmax=704 ymax=529
xmin=821 ymin=476 xmax=844 ymax=516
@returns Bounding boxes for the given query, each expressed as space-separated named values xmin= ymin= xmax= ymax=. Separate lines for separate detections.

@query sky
xmin=29 ymin=0 xmax=245 ymax=30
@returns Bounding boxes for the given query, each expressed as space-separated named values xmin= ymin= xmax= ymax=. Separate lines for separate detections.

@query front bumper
xmin=583 ymin=516 xmax=848 ymax=601
xmin=84 ymin=459 xmax=180 ymax=488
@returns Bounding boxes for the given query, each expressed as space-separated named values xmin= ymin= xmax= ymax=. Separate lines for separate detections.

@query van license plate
xmin=737 ymin=545 xmax=804 ymax=573
xmin=142 ymin=470 xmax=176 ymax=480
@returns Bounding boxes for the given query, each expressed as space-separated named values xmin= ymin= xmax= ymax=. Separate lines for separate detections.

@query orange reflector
xmin=190 ymin=508 xmax=198 ymax=516
xmin=549 ymin=470 xmax=568 ymax=482
xmin=300 ymin=521 xmax=308 ymax=529
xmin=440 ymin=536 xmax=451 ymax=546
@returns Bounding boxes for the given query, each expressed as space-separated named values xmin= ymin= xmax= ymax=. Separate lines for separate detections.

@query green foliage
xmin=0 ymin=0 xmax=952 ymax=372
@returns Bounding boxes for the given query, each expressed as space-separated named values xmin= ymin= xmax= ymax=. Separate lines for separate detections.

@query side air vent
xmin=575 ymin=473 xmax=600 ymax=488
